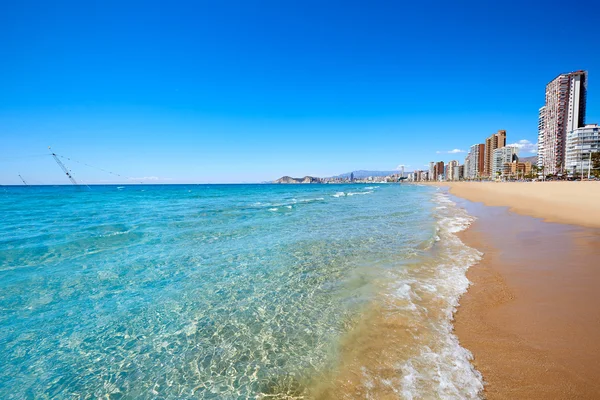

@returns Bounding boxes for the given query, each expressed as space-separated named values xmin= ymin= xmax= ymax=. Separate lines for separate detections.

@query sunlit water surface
xmin=0 ymin=184 xmax=482 ymax=399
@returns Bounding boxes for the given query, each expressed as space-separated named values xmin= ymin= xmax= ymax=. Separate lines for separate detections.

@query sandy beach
xmin=444 ymin=182 xmax=600 ymax=399
xmin=445 ymin=181 xmax=600 ymax=228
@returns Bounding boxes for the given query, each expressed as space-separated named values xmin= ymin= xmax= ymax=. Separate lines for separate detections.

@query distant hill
xmin=333 ymin=170 xmax=401 ymax=179
xmin=273 ymin=176 xmax=321 ymax=184
xmin=519 ymin=156 xmax=537 ymax=164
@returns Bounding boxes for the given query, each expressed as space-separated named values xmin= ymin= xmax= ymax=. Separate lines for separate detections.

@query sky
xmin=1 ymin=0 xmax=600 ymax=184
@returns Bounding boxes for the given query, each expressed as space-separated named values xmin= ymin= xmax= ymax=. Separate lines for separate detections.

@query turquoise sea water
xmin=0 ymin=184 xmax=483 ymax=399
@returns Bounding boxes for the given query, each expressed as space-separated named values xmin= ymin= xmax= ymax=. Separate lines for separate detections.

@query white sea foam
xmin=268 ymin=208 xmax=278 ymax=212
xmin=298 ymin=197 xmax=325 ymax=203
xmin=100 ymin=230 xmax=132 ymax=237
xmin=368 ymin=191 xmax=484 ymax=399
xmin=412 ymin=192 xmax=482 ymax=398
xmin=346 ymin=191 xmax=374 ymax=196
xmin=332 ymin=192 xmax=346 ymax=198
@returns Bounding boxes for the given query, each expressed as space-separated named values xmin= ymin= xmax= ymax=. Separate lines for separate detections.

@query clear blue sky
xmin=1 ymin=0 xmax=599 ymax=184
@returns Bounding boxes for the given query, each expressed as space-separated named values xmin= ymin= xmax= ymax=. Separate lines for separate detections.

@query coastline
xmin=443 ymin=183 xmax=600 ymax=398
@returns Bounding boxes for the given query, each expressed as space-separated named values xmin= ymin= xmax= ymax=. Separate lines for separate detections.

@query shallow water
xmin=0 ymin=184 xmax=482 ymax=399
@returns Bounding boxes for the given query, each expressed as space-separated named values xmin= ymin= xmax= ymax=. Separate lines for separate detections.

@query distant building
xmin=463 ymin=156 xmax=471 ymax=180
xmin=350 ymin=172 xmax=354 ymax=182
xmin=428 ymin=162 xmax=435 ymax=181
xmin=565 ymin=124 xmax=600 ymax=175
xmin=452 ymin=164 xmax=463 ymax=181
xmin=484 ymin=130 xmax=507 ymax=177
xmin=465 ymin=144 xmax=485 ymax=179
xmin=538 ymin=70 xmax=587 ymax=175
xmin=446 ymin=160 xmax=459 ymax=181
xmin=537 ymin=106 xmax=546 ymax=173
xmin=493 ymin=147 xmax=518 ymax=178
xmin=433 ymin=161 xmax=445 ymax=181
xmin=503 ymin=161 xmax=532 ymax=178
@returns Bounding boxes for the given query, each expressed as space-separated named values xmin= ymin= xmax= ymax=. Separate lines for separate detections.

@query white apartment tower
xmin=537 ymin=106 xmax=545 ymax=171
xmin=428 ymin=162 xmax=435 ymax=181
xmin=538 ymin=71 xmax=587 ymax=175
xmin=446 ymin=160 xmax=459 ymax=181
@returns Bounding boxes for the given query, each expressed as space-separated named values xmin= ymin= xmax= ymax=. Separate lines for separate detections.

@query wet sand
xmin=450 ymin=193 xmax=600 ymax=399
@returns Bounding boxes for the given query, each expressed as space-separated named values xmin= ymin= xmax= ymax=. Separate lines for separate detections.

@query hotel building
xmin=484 ymin=130 xmax=507 ymax=177
xmin=565 ymin=124 xmax=600 ymax=175
xmin=538 ymin=70 xmax=587 ymax=175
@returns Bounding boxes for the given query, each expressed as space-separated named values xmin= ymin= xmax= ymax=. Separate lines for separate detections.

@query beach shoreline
xmin=440 ymin=181 xmax=600 ymax=228
xmin=441 ymin=182 xmax=600 ymax=399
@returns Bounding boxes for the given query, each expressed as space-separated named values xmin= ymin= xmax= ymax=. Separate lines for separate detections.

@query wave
xmin=346 ymin=191 xmax=374 ymax=196
xmin=330 ymin=191 xmax=483 ymax=398
xmin=100 ymin=230 xmax=132 ymax=237
xmin=393 ymin=191 xmax=483 ymax=398
xmin=297 ymin=197 xmax=325 ymax=203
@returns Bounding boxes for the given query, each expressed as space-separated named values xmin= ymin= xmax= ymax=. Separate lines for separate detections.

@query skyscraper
xmin=484 ymin=130 xmax=506 ymax=177
xmin=538 ymin=71 xmax=587 ymax=175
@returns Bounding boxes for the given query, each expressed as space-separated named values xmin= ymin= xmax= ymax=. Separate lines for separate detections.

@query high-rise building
xmin=428 ymin=162 xmax=435 ymax=181
xmin=433 ymin=161 xmax=445 ymax=181
xmin=447 ymin=160 xmax=459 ymax=181
xmin=565 ymin=124 xmax=600 ymax=175
xmin=465 ymin=144 xmax=485 ymax=179
xmin=492 ymin=146 xmax=518 ymax=178
xmin=453 ymin=165 xmax=464 ymax=181
xmin=538 ymin=70 xmax=587 ymax=175
xmin=350 ymin=172 xmax=354 ymax=182
xmin=537 ymin=106 xmax=546 ymax=171
xmin=484 ymin=130 xmax=506 ymax=177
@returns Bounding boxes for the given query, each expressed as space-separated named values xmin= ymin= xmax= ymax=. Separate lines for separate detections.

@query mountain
xmin=273 ymin=176 xmax=321 ymax=184
xmin=333 ymin=170 xmax=401 ymax=179
xmin=519 ymin=156 xmax=537 ymax=164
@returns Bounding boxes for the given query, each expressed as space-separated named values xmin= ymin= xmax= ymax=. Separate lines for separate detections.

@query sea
xmin=0 ymin=184 xmax=483 ymax=399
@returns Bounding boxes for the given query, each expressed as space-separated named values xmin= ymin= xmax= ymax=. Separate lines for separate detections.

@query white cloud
xmin=507 ymin=139 xmax=538 ymax=154
xmin=436 ymin=149 xmax=466 ymax=154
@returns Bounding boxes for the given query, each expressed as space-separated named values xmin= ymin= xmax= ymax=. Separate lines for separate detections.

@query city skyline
xmin=2 ymin=1 xmax=600 ymax=184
